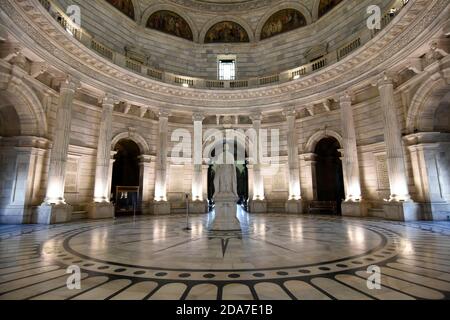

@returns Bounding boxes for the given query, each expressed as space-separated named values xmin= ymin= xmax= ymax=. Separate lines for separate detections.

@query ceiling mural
xmin=318 ymin=0 xmax=343 ymax=18
xmin=147 ymin=11 xmax=194 ymax=41
xmin=261 ymin=9 xmax=307 ymax=40
xmin=105 ymin=0 xmax=135 ymax=20
xmin=205 ymin=21 xmax=250 ymax=43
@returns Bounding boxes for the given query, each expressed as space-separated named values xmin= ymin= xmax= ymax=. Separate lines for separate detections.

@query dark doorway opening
xmin=315 ymin=137 xmax=345 ymax=215
xmin=111 ymin=139 xmax=141 ymax=216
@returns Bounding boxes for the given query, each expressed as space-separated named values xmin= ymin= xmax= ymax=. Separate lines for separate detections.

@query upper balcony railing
xmin=37 ymin=0 xmax=408 ymax=90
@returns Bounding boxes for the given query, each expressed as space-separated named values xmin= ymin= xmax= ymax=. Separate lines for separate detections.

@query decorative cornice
xmin=1 ymin=0 xmax=447 ymax=113
xmin=167 ymin=0 xmax=275 ymax=13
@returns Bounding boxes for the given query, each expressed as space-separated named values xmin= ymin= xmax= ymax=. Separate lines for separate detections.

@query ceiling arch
xmin=316 ymin=0 xmax=344 ymax=20
xmin=141 ymin=4 xmax=199 ymax=42
xmin=259 ymin=8 xmax=309 ymax=40
xmin=200 ymin=16 xmax=254 ymax=44
xmin=104 ymin=0 xmax=138 ymax=21
xmin=256 ymin=2 xmax=312 ymax=41
xmin=146 ymin=11 xmax=194 ymax=41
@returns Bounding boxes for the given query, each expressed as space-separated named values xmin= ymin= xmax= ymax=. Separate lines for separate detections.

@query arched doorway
xmin=111 ymin=139 xmax=141 ymax=215
xmin=207 ymin=140 xmax=249 ymax=209
xmin=315 ymin=137 xmax=345 ymax=215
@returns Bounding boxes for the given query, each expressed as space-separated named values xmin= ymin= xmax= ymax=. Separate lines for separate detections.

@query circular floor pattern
xmin=40 ymin=213 xmax=402 ymax=282
xmin=2 ymin=214 xmax=450 ymax=300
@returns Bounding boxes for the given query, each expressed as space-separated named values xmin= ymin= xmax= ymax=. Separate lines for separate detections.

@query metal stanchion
xmin=183 ymin=193 xmax=191 ymax=231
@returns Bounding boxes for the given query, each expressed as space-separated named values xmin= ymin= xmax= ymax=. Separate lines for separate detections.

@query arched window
xmin=205 ymin=21 xmax=249 ymax=43
xmin=147 ymin=11 xmax=194 ymax=41
xmin=318 ymin=0 xmax=343 ymax=18
xmin=104 ymin=0 xmax=135 ymax=20
xmin=261 ymin=9 xmax=307 ymax=40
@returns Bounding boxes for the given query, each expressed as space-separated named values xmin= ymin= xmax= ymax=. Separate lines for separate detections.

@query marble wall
xmin=54 ymin=0 xmax=389 ymax=78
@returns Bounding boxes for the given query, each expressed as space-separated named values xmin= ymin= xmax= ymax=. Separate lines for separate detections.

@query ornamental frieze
xmin=0 ymin=0 xmax=446 ymax=111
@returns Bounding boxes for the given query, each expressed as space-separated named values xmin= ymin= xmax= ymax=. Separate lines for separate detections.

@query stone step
xmin=368 ymin=208 xmax=385 ymax=218
xmin=72 ymin=211 xmax=87 ymax=220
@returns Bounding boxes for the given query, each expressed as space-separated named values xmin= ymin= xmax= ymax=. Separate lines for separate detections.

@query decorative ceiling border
xmin=0 ymin=0 xmax=447 ymax=112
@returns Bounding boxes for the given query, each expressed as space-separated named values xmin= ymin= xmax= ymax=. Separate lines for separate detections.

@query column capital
xmin=376 ymin=72 xmax=398 ymax=88
xmin=29 ymin=62 xmax=49 ymax=78
xmin=60 ymin=75 xmax=81 ymax=92
xmin=339 ymin=91 xmax=353 ymax=104
xmin=300 ymin=153 xmax=317 ymax=162
xmin=138 ymin=154 xmax=153 ymax=163
xmin=101 ymin=94 xmax=119 ymax=107
xmin=283 ymin=108 xmax=297 ymax=118
xmin=192 ymin=112 xmax=205 ymax=122
xmin=249 ymin=113 xmax=262 ymax=122
xmin=158 ymin=109 xmax=171 ymax=119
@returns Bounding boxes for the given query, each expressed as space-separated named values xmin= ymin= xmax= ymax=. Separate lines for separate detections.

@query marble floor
xmin=1 ymin=209 xmax=450 ymax=300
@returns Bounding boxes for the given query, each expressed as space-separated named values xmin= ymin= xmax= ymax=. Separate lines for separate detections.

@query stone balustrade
xmin=37 ymin=0 xmax=408 ymax=90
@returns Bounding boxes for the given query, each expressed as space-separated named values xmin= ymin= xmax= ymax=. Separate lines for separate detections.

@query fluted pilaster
xmin=93 ymin=95 xmax=117 ymax=202
xmin=154 ymin=111 xmax=170 ymax=201
xmin=285 ymin=109 xmax=301 ymax=200
xmin=192 ymin=112 xmax=204 ymax=201
xmin=250 ymin=113 xmax=264 ymax=200
xmin=339 ymin=93 xmax=362 ymax=201
xmin=378 ymin=75 xmax=411 ymax=201
xmin=44 ymin=76 xmax=80 ymax=204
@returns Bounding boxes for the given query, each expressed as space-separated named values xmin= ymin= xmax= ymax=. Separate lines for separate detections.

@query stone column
xmin=378 ymin=74 xmax=419 ymax=221
xmin=249 ymin=114 xmax=267 ymax=213
xmin=190 ymin=113 xmax=207 ymax=213
xmin=0 ymin=138 xmax=48 ymax=224
xmin=153 ymin=111 xmax=170 ymax=214
xmin=284 ymin=109 xmax=303 ymax=213
xmin=106 ymin=151 xmax=117 ymax=202
xmin=300 ymin=153 xmax=318 ymax=213
xmin=339 ymin=93 xmax=368 ymax=217
xmin=88 ymin=95 xmax=117 ymax=219
xmin=37 ymin=76 xmax=79 ymax=224
xmin=139 ymin=155 xmax=152 ymax=214
xmin=406 ymin=133 xmax=450 ymax=220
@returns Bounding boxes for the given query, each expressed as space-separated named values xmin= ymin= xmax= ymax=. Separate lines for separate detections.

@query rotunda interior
xmin=0 ymin=0 xmax=449 ymax=302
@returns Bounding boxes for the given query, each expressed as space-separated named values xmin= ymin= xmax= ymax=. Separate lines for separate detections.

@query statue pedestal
xmin=249 ymin=200 xmax=267 ymax=213
xmin=341 ymin=200 xmax=369 ymax=217
xmin=189 ymin=201 xmax=208 ymax=214
xmin=152 ymin=201 xmax=171 ymax=215
xmin=87 ymin=202 xmax=115 ymax=219
xmin=383 ymin=201 xmax=421 ymax=221
xmin=210 ymin=193 xmax=241 ymax=231
xmin=285 ymin=200 xmax=304 ymax=214
xmin=34 ymin=203 xmax=72 ymax=224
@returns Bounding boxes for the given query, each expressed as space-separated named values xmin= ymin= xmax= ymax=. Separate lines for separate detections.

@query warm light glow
xmin=253 ymin=194 xmax=265 ymax=201
xmin=293 ymin=75 xmax=300 ymax=80
xmin=154 ymin=195 xmax=167 ymax=202
xmin=182 ymin=83 xmax=189 ymax=88
xmin=389 ymin=194 xmax=411 ymax=202
xmin=45 ymin=178 xmax=66 ymax=205
xmin=345 ymin=182 xmax=362 ymax=202
xmin=94 ymin=180 xmax=109 ymax=203
xmin=192 ymin=182 xmax=203 ymax=202
xmin=154 ymin=183 xmax=167 ymax=202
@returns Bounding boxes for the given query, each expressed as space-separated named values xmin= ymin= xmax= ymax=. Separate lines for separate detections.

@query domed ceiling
xmin=101 ymin=0 xmax=344 ymax=42
xmin=166 ymin=0 xmax=280 ymax=11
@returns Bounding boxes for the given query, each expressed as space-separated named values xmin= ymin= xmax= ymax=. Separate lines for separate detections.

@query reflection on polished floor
xmin=1 ymin=209 xmax=450 ymax=300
